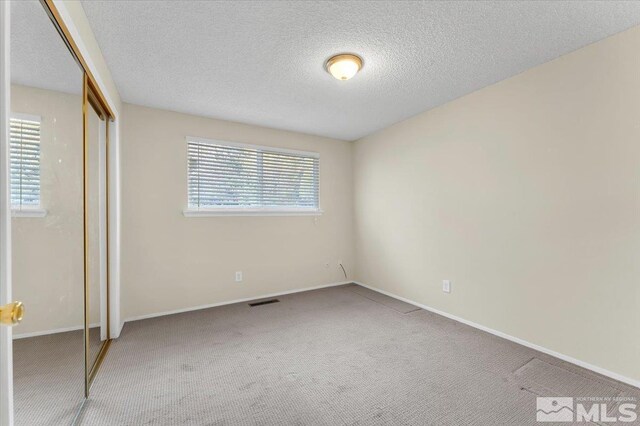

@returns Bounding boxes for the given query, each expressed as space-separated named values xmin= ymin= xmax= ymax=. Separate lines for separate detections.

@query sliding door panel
xmin=10 ymin=1 xmax=84 ymax=424
xmin=85 ymin=91 xmax=108 ymax=383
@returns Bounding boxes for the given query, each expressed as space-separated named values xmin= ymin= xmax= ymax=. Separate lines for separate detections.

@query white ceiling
xmin=81 ymin=1 xmax=640 ymax=141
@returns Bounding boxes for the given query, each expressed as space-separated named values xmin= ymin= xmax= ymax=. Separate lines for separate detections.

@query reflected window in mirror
xmin=10 ymin=114 xmax=43 ymax=216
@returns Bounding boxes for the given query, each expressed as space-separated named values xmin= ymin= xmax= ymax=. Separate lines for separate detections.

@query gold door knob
xmin=0 ymin=301 xmax=24 ymax=326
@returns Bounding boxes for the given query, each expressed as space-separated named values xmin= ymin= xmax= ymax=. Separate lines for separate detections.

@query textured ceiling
xmin=11 ymin=0 xmax=83 ymax=95
xmin=81 ymin=1 xmax=640 ymax=141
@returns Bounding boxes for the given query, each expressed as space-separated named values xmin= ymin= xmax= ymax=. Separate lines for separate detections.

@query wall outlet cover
xmin=235 ymin=271 xmax=243 ymax=282
xmin=443 ymin=280 xmax=451 ymax=293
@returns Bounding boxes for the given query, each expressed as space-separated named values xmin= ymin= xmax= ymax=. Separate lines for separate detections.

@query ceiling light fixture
xmin=325 ymin=53 xmax=363 ymax=81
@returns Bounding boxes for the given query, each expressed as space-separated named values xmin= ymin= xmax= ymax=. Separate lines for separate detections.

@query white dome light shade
xmin=326 ymin=54 xmax=363 ymax=81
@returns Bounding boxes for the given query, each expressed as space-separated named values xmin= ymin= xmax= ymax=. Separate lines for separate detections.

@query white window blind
xmin=10 ymin=115 xmax=41 ymax=210
xmin=187 ymin=138 xmax=320 ymax=213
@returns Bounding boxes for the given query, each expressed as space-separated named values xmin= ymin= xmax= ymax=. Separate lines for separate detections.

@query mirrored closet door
xmin=9 ymin=1 xmax=113 ymax=424
xmin=84 ymin=75 xmax=111 ymax=391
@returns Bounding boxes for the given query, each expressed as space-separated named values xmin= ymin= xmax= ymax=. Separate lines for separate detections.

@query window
xmin=186 ymin=137 xmax=320 ymax=215
xmin=10 ymin=114 xmax=42 ymax=212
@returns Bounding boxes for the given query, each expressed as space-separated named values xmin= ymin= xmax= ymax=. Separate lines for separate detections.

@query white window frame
xmin=10 ymin=113 xmax=46 ymax=218
xmin=183 ymin=136 xmax=322 ymax=217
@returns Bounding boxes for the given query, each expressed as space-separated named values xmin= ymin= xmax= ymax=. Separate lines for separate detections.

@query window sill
xmin=12 ymin=209 xmax=47 ymax=218
xmin=183 ymin=208 xmax=323 ymax=217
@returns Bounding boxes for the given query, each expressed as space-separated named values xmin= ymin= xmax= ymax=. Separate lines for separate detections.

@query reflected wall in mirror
xmin=10 ymin=1 xmax=84 ymax=424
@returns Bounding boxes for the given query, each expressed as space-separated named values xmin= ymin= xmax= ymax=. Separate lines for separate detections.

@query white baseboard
xmin=124 ymin=281 xmax=352 ymax=323
xmin=13 ymin=322 xmax=100 ymax=340
xmin=353 ymin=281 xmax=640 ymax=390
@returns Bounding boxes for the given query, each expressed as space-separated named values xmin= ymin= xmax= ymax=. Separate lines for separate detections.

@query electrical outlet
xmin=235 ymin=271 xmax=243 ymax=282
xmin=442 ymin=280 xmax=451 ymax=293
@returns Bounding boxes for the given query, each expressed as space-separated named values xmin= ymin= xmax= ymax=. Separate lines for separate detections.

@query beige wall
xmin=353 ymin=26 xmax=640 ymax=382
xmin=11 ymin=84 xmax=85 ymax=335
xmin=121 ymin=103 xmax=354 ymax=320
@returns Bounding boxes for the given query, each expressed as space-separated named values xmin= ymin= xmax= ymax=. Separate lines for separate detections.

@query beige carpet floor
xmin=13 ymin=325 xmax=105 ymax=425
xmin=75 ymin=284 xmax=639 ymax=425
xmin=13 ymin=330 xmax=85 ymax=426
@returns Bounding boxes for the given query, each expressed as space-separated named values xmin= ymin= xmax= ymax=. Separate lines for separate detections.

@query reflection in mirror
xmin=10 ymin=1 xmax=84 ymax=424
